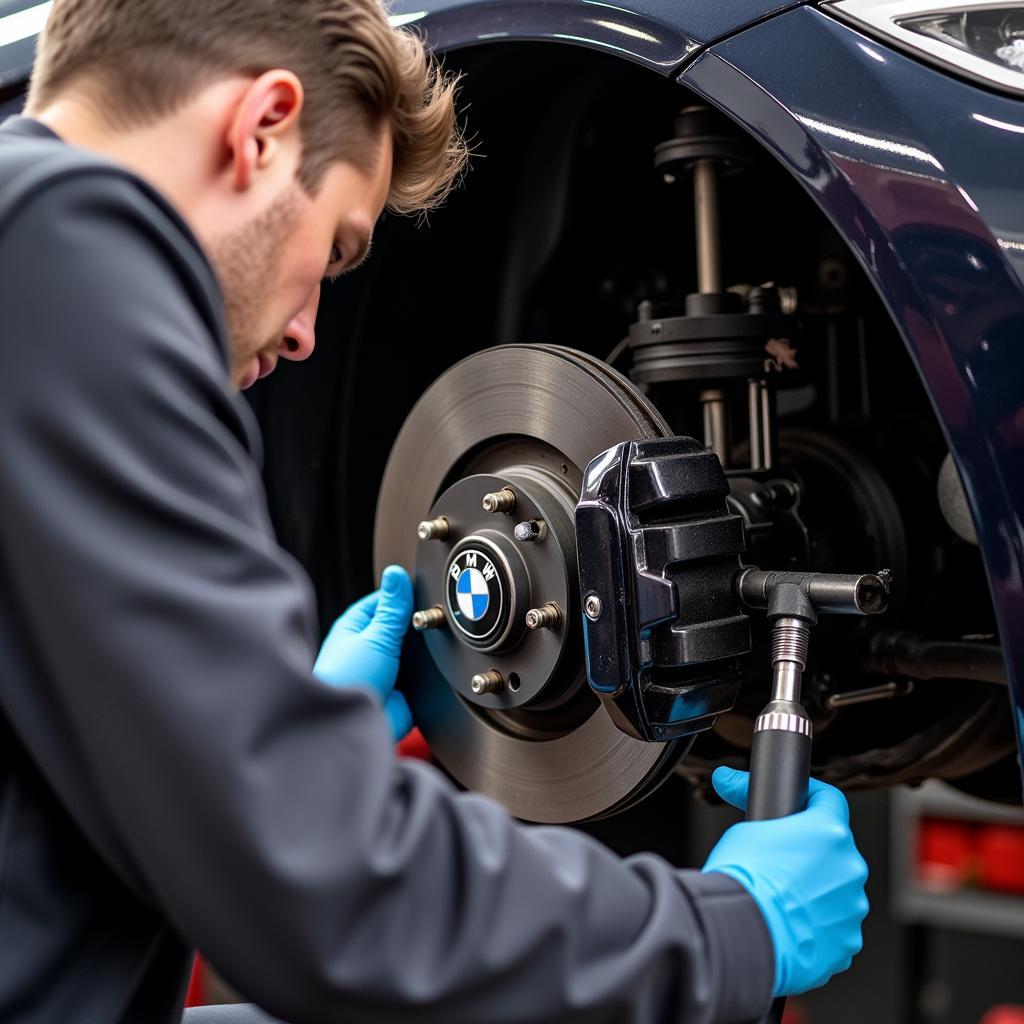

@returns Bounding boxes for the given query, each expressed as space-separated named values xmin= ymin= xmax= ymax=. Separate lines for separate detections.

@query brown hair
xmin=27 ymin=0 xmax=467 ymax=213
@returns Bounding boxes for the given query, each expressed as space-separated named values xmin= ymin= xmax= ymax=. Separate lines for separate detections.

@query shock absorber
xmin=628 ymin=105 xmax=797 ymax=474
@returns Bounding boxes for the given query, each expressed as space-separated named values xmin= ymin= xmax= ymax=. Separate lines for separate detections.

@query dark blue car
xmin=3 ymin=0 xmax=1021 ymax=822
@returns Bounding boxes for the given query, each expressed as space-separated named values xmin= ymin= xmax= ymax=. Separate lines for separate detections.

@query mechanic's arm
xmin=0 ymin=175 xmax=853 ymax=1024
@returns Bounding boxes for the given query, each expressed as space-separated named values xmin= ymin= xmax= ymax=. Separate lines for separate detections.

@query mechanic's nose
xmin=281 ymin=285 xmax=320 ymax=362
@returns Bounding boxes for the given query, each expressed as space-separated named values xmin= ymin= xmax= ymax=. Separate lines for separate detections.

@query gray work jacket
xmin=0 ymin=116 xmax=774 ymax=1024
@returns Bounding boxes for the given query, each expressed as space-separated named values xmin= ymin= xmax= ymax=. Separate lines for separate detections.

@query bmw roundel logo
xmin=446 ymin=547 xmax=506 ymax=642
xmin=456 ymin=566 xmax=491 ymax=620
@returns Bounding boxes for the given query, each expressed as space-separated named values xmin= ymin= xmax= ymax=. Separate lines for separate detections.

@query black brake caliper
xmin=575 ymin=437 xmax=752 ymax=742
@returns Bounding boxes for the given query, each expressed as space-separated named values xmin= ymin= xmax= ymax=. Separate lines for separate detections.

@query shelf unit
xmin=892 ymin=781 xmax=1024 ymax=939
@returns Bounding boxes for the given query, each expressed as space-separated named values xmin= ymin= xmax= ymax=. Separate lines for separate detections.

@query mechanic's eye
xmin=330 ymin=244 xmax=343 ymax=266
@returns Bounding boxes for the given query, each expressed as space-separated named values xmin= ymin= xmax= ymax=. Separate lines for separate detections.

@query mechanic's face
xmin=215 ymin=129 xmax=393 ymax=390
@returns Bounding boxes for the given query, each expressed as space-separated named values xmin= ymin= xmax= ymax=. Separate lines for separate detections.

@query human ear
xmin=227 ymin=70 xmax=305 ymax=191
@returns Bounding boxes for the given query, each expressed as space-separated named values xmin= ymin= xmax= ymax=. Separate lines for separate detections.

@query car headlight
xmin=827 ymin=1 xmax=1024 ymax=95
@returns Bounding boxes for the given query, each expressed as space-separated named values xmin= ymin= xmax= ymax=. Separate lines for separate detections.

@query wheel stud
xmin=482 ymin=488 xmax=517 ymax=515
xmin=514 ymin=519 xmax=547 ymax=543
xmin=417 ymin=516 xmax=450 ymax=541
xmin=412 ymin=607 xmax=446 ymax=631
xmin=471 ymin=670 xmax=504 ymax=695
xmin=525 ymin=603 xmax=563 ymax=631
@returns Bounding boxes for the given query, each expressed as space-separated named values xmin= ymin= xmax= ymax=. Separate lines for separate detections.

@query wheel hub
xmin=417 ymin=468 xmax=578 ymax=711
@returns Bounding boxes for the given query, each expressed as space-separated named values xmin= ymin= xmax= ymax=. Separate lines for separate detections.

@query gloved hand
xmin=313 ymin=565 xmax=414 ymax=742
xmin=702 ymin=766 xmax=869 ymax=998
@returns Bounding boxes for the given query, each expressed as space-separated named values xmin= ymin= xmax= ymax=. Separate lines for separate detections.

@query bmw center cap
xmin=446 ymin=546 xmax=508 ymax=645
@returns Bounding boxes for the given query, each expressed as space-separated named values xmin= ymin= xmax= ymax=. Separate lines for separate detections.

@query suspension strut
xmin=628 ymin=105 xmax=798 ymax=474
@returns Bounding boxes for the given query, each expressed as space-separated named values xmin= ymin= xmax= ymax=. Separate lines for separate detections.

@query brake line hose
xmin=861 ymin=630 xmax=1007 ymax=686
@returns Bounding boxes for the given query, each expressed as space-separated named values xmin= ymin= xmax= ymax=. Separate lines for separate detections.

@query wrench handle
xmin=746 ymin=715 xmax=811 ymax=822
xmin=746 ymin=707 xmax=812 ymax=1024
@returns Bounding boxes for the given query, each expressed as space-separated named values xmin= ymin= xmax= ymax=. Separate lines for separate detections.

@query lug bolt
xmin=525 ymin=602 xmax=563 ymax=631
xmin=482 ymin=488 xmax=517 ymax=515
xmin=584 ymin=594 xmax=603 ymax=622
xmin=412 ymin=607 xmax=446 ymax=632
xmin=514 ymin=519 xmax=547 ymax=543
xmin=471 ymin=670 xmax=504 ymax=695
xmin=418 ymin=516 xmax=450 ymax=542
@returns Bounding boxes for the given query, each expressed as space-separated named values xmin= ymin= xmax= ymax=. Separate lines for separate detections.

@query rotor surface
xmin=374 ymin=344 xmax=682 ymax=823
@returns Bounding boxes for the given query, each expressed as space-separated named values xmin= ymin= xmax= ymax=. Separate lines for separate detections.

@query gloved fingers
xmin=365 ymin=566 xmax=414 ymax=645
xmin=384 ymin=690 xmax=414 ymax=742
xmin=711 ymin=766 xmax=749 ymax=811
xmin=329 ymin=590 xmax=380 ymax=639
xmin=854 ymin=851 xmax=870 ymax=887
xmin=793 ymin=959 xmax=853 ymax=997
xmin=714 ymin=769 xmax=850 ymax=823
xmin=856 ymin=888 xmax=871 ymax=920
xmin=805 ymin=777 xmax=851 ymax=825
xmin=832 ymin=956 xmax=854 ymax=980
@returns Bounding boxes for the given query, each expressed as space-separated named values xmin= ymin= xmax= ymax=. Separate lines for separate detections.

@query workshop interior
xmin=4 ymin=0 xmax=1024 ymax=1021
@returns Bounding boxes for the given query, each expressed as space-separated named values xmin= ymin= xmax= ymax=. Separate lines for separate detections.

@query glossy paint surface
xmin=0 ymin=0 xmax=49 ymax=90
xmin=0 ymin=0 xmax=810 ymax=86
xmin=683 ymin=6 xmax=1024 ymax=755
xmin=387 ymin=0 xmax=805 ymax=72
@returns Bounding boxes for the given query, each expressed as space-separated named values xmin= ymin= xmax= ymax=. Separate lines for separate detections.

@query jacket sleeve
xmin=0 ymin=174 xmax=774 ymax=1024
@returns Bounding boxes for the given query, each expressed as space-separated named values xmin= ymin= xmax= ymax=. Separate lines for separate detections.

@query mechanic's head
xmin=26 ymin=0 xmax=467 ymax=389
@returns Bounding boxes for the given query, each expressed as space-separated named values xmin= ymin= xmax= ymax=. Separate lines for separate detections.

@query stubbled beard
xmin=209 ymin=186 xmax=303 ymax=380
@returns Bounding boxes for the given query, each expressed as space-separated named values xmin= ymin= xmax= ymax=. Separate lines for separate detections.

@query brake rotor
xmin=374 ymin=344 xmax=685 ymax=823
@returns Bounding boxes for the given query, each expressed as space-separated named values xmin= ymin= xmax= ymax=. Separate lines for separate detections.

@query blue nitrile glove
xmin=702 ymin=766 xmax=869 ymax=998
xmin=313 ymin=565 xmax=414 ymax=741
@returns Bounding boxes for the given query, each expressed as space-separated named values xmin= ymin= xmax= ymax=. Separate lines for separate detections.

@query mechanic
xmin=0 ymin=1 xmax=869 ymax=1022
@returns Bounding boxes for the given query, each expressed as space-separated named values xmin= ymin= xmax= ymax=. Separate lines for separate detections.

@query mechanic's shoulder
xmin=0 ymin=149 xmax=260 ymax=453
xmin=0 ymin=144 xmax=165 ymax=236
xmin=0 ymin=147 xmax=223 ymax=328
